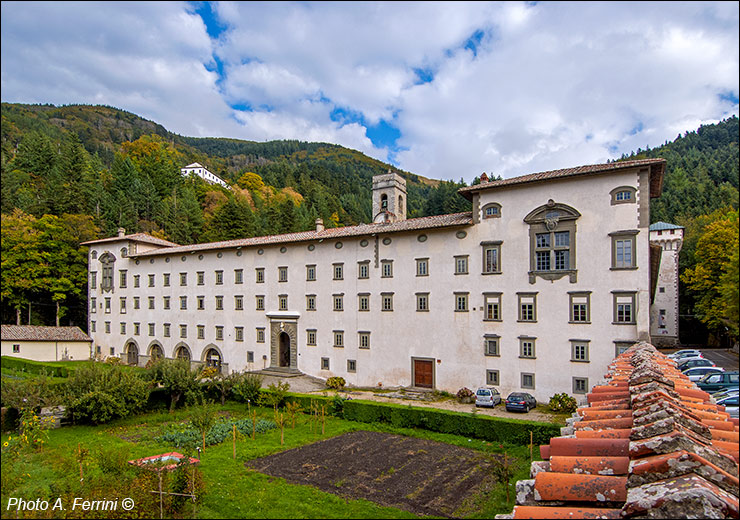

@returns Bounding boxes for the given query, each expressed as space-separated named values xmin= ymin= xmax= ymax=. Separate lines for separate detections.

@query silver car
xmin=475 ymin=387 xmax=502 ymax=408
xmin=716 ymin=395 xmax=739 ymax=419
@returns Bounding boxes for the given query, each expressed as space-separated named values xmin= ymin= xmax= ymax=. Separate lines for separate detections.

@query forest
xmin=1 ymin=103 xmax=737 ymax=345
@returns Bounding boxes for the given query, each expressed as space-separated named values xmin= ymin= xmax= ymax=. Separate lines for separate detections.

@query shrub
xmin=329 ymin=394 xmax=349 ymax=418
xmin=231 ymin=372 xmax=263 ymax=405
xmin=326 ymin=377 xmax=346 ymax=390
xmin=147 ymin=358 xmax=202 ymax=413
xmin=456 ymin=387 xmax=475 ymax=402
xmin=96 ymin=446 xmax=131 ymax=475
xmin=262 ymin=381 xmax=290 ymax=410
xmin=548 ymin=393 xmax=577 ymax=413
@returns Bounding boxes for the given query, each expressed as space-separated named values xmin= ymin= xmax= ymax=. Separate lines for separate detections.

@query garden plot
xmin=246 ymin=430 xmax=499 ymax=517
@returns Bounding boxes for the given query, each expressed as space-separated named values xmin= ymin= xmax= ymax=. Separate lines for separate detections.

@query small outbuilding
xmin=0 ymin=325 xmax=92 ymax=361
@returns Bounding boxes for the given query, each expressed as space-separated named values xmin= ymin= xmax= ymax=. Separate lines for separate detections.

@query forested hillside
xmin=1 ymin=103 xmax=737 ymax=345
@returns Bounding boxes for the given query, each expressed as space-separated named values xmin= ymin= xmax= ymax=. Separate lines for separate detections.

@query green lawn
xmin=2 ymin=403 xmax=534 ymax=519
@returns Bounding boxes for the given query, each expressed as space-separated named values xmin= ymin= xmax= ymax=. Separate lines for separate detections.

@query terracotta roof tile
xmin=81 ymin=233 xmax=179 ymax=247
xmin=1 ymin=325 xmax=91 ymax=342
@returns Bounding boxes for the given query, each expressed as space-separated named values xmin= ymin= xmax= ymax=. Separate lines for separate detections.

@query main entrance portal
xmin=268 ymin=315 xmax=299 ymax=371
xmin=279 ymin=332 xmax=291 ymax=368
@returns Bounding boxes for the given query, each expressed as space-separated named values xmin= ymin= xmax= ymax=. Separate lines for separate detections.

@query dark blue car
xmin=505 ymin=392 xmax=537 ymax=412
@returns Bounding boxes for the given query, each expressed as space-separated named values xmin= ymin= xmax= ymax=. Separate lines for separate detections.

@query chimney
xmin=315 ymin=218 xmax=325 ymax=232
xmin=480 ymin=172 xmax=488 ymax=183
xmin=117 ymin=228 xmax=126 ymax=238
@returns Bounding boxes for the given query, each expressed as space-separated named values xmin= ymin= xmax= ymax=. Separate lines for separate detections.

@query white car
xmin=712 ymin=387 xmax=740 ymax=400
xmin=716 ymin=394 xmax=739 ymax=419
xmin=683 ymin=366 xmax=724 ymax=382
xmin=668 ymin=349 xmax=703 ymax=361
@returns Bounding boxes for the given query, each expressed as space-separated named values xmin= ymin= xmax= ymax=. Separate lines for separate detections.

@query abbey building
xmin=83 ymin=158 xmax=666 ymax=401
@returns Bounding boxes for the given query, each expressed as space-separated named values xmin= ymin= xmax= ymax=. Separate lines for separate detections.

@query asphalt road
xmin=701 ymin=349 xmax=740 ymax=371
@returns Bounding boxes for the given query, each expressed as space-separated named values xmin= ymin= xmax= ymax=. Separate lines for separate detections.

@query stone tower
xmin=649 ymin=222 xmax=684 ymax=346
xmin=372 ymin=169 xmax=407 ymax=223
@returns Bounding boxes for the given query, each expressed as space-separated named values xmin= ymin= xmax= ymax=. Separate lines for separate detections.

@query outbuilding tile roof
xmin=650 ymin=221 xmax=685 ymax=231
xmin=1 ymin=325 xmax=92 ymax=342
xmin=498 ymin=342 xmax=739 ymax=519
xmin=81 ymin=233 xmax=180 ymax=247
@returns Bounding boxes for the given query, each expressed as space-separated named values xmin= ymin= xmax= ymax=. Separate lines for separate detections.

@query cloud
xmin=1 ymin=1 xmax=737 ymax=182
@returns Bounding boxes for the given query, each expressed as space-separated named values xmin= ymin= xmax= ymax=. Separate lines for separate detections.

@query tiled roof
xmin=498 ymin=342 xmax=739 ymax=519
xmin=81 ymin=233 xmax=180 ymax=247
xmin=459 ymin=159 xmax=666 ymax=200
xmin=1 ymin=325 xmax=92 ymax=342
xmin=129 ymin=212 xmax=474 ymax=258
xmin=650 ymin=222 xmax=685 ymax=231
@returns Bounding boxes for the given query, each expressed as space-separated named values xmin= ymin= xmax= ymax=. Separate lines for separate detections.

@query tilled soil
xmin=246 ymin=430 xmax=498 ymax=517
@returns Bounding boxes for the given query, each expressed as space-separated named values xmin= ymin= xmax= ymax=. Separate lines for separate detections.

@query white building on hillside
xmin=649 ymin=222 xmax=684 ymax=346
xmin=83 ymin=158 xmax=666 ymax=401
xmin=180 ymin=162 xmax=229 ymax=188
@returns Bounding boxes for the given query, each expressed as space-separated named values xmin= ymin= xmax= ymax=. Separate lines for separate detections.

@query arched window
xmin=205 ymin=348 xmax=222 ymax=373
xmin=381 ymin=194 xmax=388 ymax=210
xmin=524 ymin=200 xmax=581 ymax=283
xmin=610 ymin=186 xmax=637 ymax=205
xmin=99 ymin=252 xmax=116 ymax=292
xmin=482 ymin=203 xmax=502 ymax=219
xmin=175 ymin=345 xmax=191 ymax=361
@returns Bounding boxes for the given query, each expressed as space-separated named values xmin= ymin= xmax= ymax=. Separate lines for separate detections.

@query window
xmin=91 ymin=297 xmax=97 ymax=313
xmin=482 ymin=242 xmax=502 ymax=274
xmin=334 ymin=263 xmax=344 ymax=280
xmin=613 ymin=292 xmax=636 ymax=324
xmin=148 ymin=296 xmax=155 ymax=310
xmin=486 ymin=370 xmax=499 ymax=386
xmin=306 ymin=265 xmax=316 ymax=281
xmin=524 ymin=201 xmax=579 ymax=282
xmin=134 ymin=322 xmax=141 ymax=336
xmin=416 ymin=258 xmax=429 ymax=277
xmin=658 ymin=309 xmax=666 ymax=328
xmin=573 ymin=377 xmax=589 ymax=394
xmin=519 ymin=337 xmax=536 ymax=358
xmin=278 ymin=267 xmax=288 ymax=282
xmin=381 ymin=293 xmax=394 ymax=311
xmin=381 ymin=260 xmax=393 ymax=278
xmin=90 ymin=321 xmax=96 ymax=333
xmin=163 ymin=296 xmax=170 ymax=310
xmin=163 ymin=273 xmax=170 ymax=287
xmin=333 ymin=294 xmax=344 ymax=311
xmin=256 ymin=268 xmax=265 ymax=283
xmin=235 ymin=295 xmax=244 ymax=311
xmin=454 ymin=255 xmax=469 ymax=275
xmin=163 ymin=323 xmax=170 ymax=337
xmin=306 ymin=295 xmax=316 ymax=311
xmin=104 ymin=297 xmax=111 ymax=313
xmin=133 ymin=274 xmax=139 ymax=288
xmin=307 ymin=330 xmax=317 ymax=346
xmin=455 ymin=292 xmax=469 ymax=312
xmin=257 ymin=328 xmax=265 ymax=343
xmin=120 ymin=297 xmax=127 ymax=314
xmin=13 ymin=344 xmax=20 ymax=353
xmin=347 ymin=360 xmax=357 ymax=373
xmin=109 ymin=346 xmax=114 ymax=355
xmin=484 ymin=335 xmax=500 ymax=356
xmin=611 ymin=231 xmax=638 ymax=269
xmin=120 ymin=322 xmax=126 ymax=335
xmin=279 ymin=295 xmax=288 ymax=311
xmin=517 ymin=293 xmax=537 ymax=322
xmin=105 ymin=322 xmax=111 ymax=334
xmin=91 ymin=272 xmax=98 ymax=289
xmin=133 ymin=297 xmax=140 ymax=310
xmin=359 ymin=332 xmax=370 ymax=349
xmin=358 ymin=294 xmax=370 ymax=311
xmin=482 ymin=203 xmax=501 ymax=219
xmin=256 ymin=295 xmax=265 ymax=311
xmin=235 ymin=269 xmax=243 ymax=284
xmin=148 ymin=274 xmax=155 ymax=287
xmin=659 ymin=286 xmax=665 ymax=293
xmin=197 ymin=325 xmax=205 ymax=340
xmin=333 ymin=331 xmax=344 ymax=348
xmin=614 ymin=341 xmax=633 ymax=356
xmin=197 ymin=296 xmax=205 ymax=310
xmin=100 ymin=252 xmax=115 ymax=291
xmin=358 ymin=262 xmax=369 ymax=279
xmin=235 ymin=327 xmax=244 ymax=342
xmin=521 ymin=373 xmax=535 ymax=389
xmin=180 ymin=296 xmax=187 ymax=310
xmin=610 ymin=186 xmax=637 ymax=205
xmin=483 ymin=293 xmax=502 ymax=321
xmin=569 ymin=292 xmax=591 ymax=323
xmin=197 ymin=271 xmax=204 ymax=285
xmin=416 ymin=293 xmax=429 ymax=312
xmin=119 ymin=270 xmax=128 ymax=288
xmin=247 ymin=351 xmax=254 ymax=363
xmin=215 ymin=295 xmax=224 ymax=310
xmin=215 ymin=270 xmax=224 ymax=285
xmin=321 ymin=357 xmax=330 ymax=370
xmin=571 ymin=340 xmax=590 ymax=362
xmin=215 ymin=326 xmax=224 ymax=341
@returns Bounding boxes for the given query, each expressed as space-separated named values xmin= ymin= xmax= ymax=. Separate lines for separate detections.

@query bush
xmin=0 ymin=357 xmax=70 ymax=378
xmin=147 ymin=359 xmax=202 ymax=413
xmin=548 ymin=393 xmax=577 ymax=413
xmin=262 ymin=381 xmax=290 ymax=410
xmin=456 ymin=387 xmax=475 ymax=402
xmin=231 ymin=372 xmax=264 ymax=405
xmin=326 ymin=377 xmax=346 ymax=390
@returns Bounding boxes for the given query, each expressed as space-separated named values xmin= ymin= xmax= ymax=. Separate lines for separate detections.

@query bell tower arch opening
xmin=372 ymin=170 xmax=407 ymax=223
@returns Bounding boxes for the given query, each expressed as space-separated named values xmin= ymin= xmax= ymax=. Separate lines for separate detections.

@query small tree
xmin=149 ymin=359 xmax=202 ymax=413
xmin=208 ymin=373 xmax=238 ymax=405
xmin=262 ymin=381 xmax=290 ymax=412
xmin=232 ymin=372 xmax=263 ymax=404
xmin=284 ymin=401 xmax=303 ymax=429
xmin=189 ymin=401 xmax=216 ymax=453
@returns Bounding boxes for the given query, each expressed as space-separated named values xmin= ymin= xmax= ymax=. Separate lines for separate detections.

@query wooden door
xmin=414 ymin=359 xmax=433 ymax=388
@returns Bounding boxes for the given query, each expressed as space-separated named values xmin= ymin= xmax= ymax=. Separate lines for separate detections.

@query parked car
xmin=711 ymin=387 xmax=740 ymax=400
xmin=697 ymin=371 xmax=740 ymax=393
xmin=668 ymin=349 xmax=703 ymax=360
xmin=682 ymin=366 xmax=724 ymax=382
xmin=505 ymin=392 xmax=537 ymax=412
xmin=716 ymin=394 xmax=739 ymax=419
xmin=677 ymin=358 xmax=716 ymax=371
xmin=475 ymin=387 xmax=502 ymax=408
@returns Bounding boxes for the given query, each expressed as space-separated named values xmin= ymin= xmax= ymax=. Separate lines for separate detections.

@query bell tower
xmin=372 ymin=169 xmax=407 ymax=223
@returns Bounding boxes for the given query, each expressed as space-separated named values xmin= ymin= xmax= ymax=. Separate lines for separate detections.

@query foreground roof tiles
xmin=498 ymin=342 xmax=740 ymax=519
xmin=0 ymin=325 xmax=92 ymax=342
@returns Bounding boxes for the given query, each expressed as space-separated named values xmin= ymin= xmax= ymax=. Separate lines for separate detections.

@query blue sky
xmin=1 ymin=1 xmax=738 ymax=181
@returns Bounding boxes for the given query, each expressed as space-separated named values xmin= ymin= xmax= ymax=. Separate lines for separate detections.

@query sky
xmin=1 ymin=1 xmax=738 ymax=182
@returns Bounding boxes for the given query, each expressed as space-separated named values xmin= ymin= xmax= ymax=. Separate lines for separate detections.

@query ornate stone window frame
xmin=524 ymin=200 xmax=580 ymax=283
xmin=610 ymin=186 xmax=637 ymax=205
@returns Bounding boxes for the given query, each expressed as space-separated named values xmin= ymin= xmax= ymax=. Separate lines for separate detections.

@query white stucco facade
xmin=84 ymin=159 xmax=666 ymax=402
xmin=649 ymin=222 xmax=684 ymax=346
xmin=180 ymin=162 xmax=229 ymax=189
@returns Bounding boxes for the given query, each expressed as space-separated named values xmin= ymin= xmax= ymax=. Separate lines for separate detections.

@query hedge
xmin=280 ymin=392 xmax=560 ymax=446
xmin=1 ymin=357 xmax=71 ymax=378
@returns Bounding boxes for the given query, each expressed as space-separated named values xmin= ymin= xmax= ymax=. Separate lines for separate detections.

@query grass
xmin=1 ymin=402 xmax=538 ymax=519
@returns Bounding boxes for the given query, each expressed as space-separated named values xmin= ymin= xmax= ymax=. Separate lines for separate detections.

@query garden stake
xmin=529 ymin=431 xmax=533 ymax=462
xmin=252 ymin=410 xmax=257 ymax=440
xmin=233 ymin=424 xmax=236 ymax=459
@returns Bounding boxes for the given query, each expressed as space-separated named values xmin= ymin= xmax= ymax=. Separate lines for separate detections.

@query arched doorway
xmin=149 ymin=344 xmax=163 ymax=361
xmin=279 ymin=332 xmax=291 ymax=368
xmin=126 ymin=342 xmax=139 ymax=366
xmin=175 ymin=345 xmax=191 ymax=362
xmin=205 ymin=348 xmax=222 ymax=373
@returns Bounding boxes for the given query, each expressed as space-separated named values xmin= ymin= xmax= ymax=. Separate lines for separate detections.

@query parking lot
xmin=690 ymin=349 xmax=739 ymax=371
